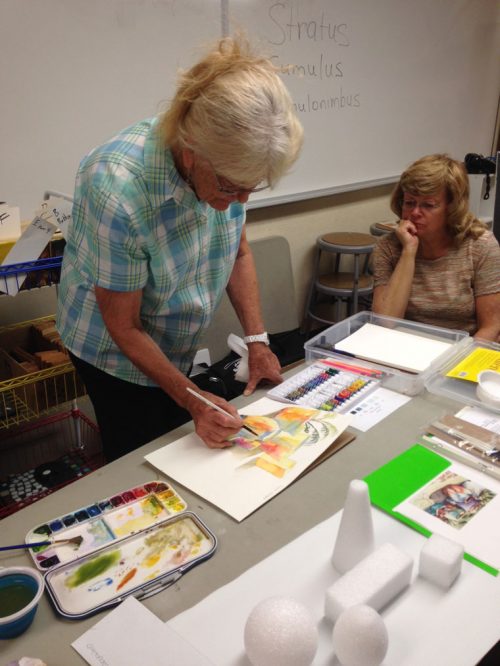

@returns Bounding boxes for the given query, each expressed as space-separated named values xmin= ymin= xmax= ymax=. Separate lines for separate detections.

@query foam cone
xmin=332 ymin=479 xmax=375 ymax=574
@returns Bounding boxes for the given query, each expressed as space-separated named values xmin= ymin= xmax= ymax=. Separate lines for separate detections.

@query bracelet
xmin=243 ymin=332 xmax=270 ymax=346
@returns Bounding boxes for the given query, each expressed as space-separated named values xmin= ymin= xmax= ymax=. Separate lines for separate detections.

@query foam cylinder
xmin=331 ymin=479 xmax=375 ymax=574
xmin=325 ymin=542 xmax=413 ymax=622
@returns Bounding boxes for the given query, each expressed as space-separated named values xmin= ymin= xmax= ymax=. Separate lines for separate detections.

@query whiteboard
xmin=227 ymin=0 xmax=500 ymax=208
xmin=1 ymin=0 xmax=499 ymax=216
xmin=0 ymin=0 xmax=222 ymax=217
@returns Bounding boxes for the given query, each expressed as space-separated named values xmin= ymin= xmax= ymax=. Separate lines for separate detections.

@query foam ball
xmin=244 ymin=596 xmax=318 ymax=666
xmin=332 ymin=604 xmax=388 ymax=666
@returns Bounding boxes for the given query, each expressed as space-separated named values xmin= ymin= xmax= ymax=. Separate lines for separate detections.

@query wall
xmin=246 ymin=183 xmax=394 ymax=323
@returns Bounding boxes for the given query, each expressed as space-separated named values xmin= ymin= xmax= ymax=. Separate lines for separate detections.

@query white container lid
xmin=476 ymin=370 xmax=500 ymax=408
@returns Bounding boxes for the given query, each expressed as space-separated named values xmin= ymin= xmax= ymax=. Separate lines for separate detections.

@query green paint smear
xmin=66 ymin=550 xmax=121 ymax=588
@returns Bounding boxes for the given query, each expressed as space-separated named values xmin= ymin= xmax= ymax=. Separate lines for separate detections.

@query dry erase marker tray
xmin=425 ymin=338 xmax=500 ymax=414
xmin=44 ymin=511 xmax=217 ymax=620
xmin=304 ymin=311 xmax=469 ymax=396
xmin=25 ymin=479 xmax=188 ymax=571
xmin=267 ymin=359 xmax=382 ymax=412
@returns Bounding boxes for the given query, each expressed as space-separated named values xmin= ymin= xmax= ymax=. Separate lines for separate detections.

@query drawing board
xmin=145 ymin=398 xmax=352 ymax=521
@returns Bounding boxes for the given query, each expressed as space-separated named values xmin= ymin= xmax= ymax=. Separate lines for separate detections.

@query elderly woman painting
xmin=57 ymin=36 xmax=303 ymax=461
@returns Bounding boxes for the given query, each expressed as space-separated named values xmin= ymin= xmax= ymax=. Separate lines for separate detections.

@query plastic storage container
xmin=304 ymin=311 xmax=470 ymax=396
xmin=425 ymin=338 xmax=500 ymax=414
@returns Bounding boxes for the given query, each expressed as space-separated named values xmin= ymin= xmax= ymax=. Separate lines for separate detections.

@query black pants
xmin=69 ymin=353 xmax=192 ymax=463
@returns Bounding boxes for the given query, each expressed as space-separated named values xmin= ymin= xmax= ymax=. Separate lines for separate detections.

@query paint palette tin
xmin=25 ymin=480 xmax=188 ymax=571
xmin=43 ymin=512 xmax=217 ymax=619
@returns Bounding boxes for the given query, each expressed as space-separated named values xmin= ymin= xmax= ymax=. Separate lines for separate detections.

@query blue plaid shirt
xmin=57 ymin=117 xmax=245 ymax=385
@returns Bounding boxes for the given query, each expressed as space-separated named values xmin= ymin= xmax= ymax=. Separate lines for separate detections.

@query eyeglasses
xmin=402 ymin=199 xmax=442 ymax=213
xmin=208 ymin=160 xmax=269 ymax=196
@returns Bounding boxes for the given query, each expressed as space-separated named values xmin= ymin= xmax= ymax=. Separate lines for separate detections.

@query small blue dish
xmin=0 ymin=567 xmax=45 ymax=639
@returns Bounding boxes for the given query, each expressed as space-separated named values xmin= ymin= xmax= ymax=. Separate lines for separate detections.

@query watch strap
xmin=243 ymin=332 xmax=270 ymax=346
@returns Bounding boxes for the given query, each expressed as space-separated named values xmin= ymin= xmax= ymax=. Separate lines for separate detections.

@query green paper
xmin=365 ymin=444 xmax=451 ymax=509
xmin=365 ymin=444 xmax=498 ymax=577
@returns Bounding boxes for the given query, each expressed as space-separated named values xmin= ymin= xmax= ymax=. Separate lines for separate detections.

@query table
xmin=0 ymin=373 xmax=498 ymax=665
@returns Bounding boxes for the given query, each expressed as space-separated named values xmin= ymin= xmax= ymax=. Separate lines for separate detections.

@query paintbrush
xmin=0 ymin=535 xmax=84 ymax=552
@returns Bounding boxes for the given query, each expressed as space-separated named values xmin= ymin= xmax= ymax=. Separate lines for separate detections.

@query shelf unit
xmin=0 ymin=255 xmax=103 ymax=515
xmin=0 ymin=249 xmax=82 ymax=430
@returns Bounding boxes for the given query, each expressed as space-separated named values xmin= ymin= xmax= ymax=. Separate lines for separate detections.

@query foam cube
xmin=325 ymin=542 xmax=413 ymax=622
xmin=419 ymin=534 xmax=464 ymax=588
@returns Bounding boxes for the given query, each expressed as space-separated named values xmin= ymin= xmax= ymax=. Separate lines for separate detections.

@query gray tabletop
xmin=0 ymin=375 xmax=463 ymax=665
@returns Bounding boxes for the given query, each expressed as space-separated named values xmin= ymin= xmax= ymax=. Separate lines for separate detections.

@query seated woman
xmin=372 ymin=154 xmax=500 ymax=341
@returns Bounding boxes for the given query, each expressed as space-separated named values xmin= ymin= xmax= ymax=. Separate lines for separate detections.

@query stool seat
xmin=303 ymin=231 xmax=376 ymax=333
xmin=320 ymin=231 xmax=376 ymax=249
xmin=317 ymin=272 xmax=373 ymax=291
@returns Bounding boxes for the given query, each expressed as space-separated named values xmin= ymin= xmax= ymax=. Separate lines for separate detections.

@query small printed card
xmin=45 ymin=196 xmax=73 ymax=238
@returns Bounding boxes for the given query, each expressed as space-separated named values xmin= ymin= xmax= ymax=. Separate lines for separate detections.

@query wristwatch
xmin=243 ymin=332 xmax=270 ymax=346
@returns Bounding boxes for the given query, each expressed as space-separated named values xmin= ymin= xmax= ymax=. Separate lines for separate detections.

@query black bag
xmin=464 ymin=153 xmax=496 ymax=200
xmin=192 ymin=328 xmax=308 ymax=401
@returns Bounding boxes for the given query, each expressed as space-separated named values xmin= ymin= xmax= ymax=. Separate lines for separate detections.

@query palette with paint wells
xmin=267 ymin=360 xmax=382 ymax=412
xmin=25 ymin=480 xmax=188 ymax=572
xmin=44 ymin=512 xmax=217 ymax=620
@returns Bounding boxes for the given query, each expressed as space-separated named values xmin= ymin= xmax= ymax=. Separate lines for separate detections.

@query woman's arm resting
xmin=474 ymin=293 xmax=500 ymax=342
xmin=372 ymin=248 xmax=417 ymax=318
xmin=372 ymin=221 xmax=419 ymax=318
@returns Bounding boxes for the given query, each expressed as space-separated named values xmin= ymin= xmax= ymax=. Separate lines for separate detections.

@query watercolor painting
xmin=410 ymin=470 xmax=495 ymax=529
xmin=47 ymin=514 xmax=215 ymax=617
xmin=231 ymin=406 xmax=342 ymax=478
xmin=145 ymin=397 xmax=352 ymax=521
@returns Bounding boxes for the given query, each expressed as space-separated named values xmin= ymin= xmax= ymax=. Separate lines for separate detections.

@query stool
xmin=303 ymin=232 xmax=376 ymax=333
xmin=370 ymin=221 xmax=398 ymax=236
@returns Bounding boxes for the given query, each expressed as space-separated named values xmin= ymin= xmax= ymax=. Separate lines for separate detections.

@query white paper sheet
xmin=72 ymin=596 xmax=213 ymax=666
xmin=145 ymin=398 xmax=351 ymax=521
xmin=335 ymin=323 xmax=452 ymax=373
xmin=167 ymin=509 xmax=500 ymax=666
xmin=346 ymin=387 xmax=411 ymax=432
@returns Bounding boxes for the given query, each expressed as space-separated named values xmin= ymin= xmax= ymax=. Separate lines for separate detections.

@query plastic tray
xmin=0 ymin=254 xmax=63 ymax=295
xmin=304 ymin=311 xmax=469 ymax=396
xmin=425 ymin=338 xmax=500 ymax=414
xmin=44 ymin=512 xmax=217 ymax=619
